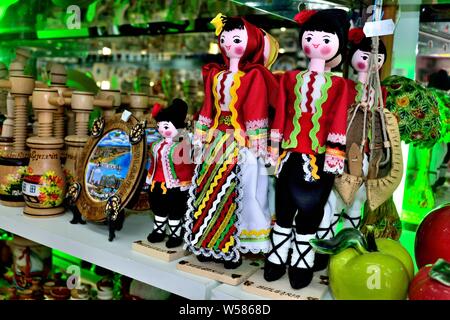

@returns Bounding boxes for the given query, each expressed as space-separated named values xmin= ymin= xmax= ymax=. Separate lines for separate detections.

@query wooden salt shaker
xmin=96 ymin=89 xmax=121 ymax=123
xmin=22 ymin=88 xmax=66 ymax=217
xmin=0 ymin=74 xmax=35 ymax=207
xmin=49 ymin=63 xmax=71 ymax=141
xmin=64 ymin=92 xmax=113 ymax=186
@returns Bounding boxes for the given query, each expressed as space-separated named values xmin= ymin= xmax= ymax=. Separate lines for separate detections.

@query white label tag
xmin=121 ymin=110 xmax=132 ymax=122
xmin=363 ymin=19 xmax=395 ymax=37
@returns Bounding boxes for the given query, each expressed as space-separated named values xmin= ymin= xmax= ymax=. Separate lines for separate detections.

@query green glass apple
xmin=311 ymin=228 xmax=414 ymax=300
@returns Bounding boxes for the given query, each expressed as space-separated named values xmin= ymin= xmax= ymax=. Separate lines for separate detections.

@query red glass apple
xmin=409 ymin=259 xmax=450 ymax=300
xmin=415 ymin=203 xmax=450 ymax=268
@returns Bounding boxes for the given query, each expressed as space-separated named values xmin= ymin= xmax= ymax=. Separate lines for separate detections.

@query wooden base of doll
xmin=23 ymin=205 xmax=65 ymax=217
xmin=242 ymin=268 xmax=329 ymax=300
xmin=132 ymin=240 xmax=190 ymax=262
xmin=176 ymin=255 xmax=262 ymax=286
xmin=0 ymin=200 xmax=25 ymax=207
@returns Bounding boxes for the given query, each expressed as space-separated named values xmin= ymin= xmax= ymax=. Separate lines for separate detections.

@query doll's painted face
xmin=351 ymin=50 xmax=385 ymax=73
xmin=220 ymin=27 xmax=248 ymax=60
xmin=157 ymin=121 xmax=178 ymax=139
xmin=302 ymin=31 xmax=339 ymax=60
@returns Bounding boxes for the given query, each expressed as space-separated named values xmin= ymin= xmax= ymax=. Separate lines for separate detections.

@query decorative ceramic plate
xmin=75 ymin=112 xmax=147 ymax=222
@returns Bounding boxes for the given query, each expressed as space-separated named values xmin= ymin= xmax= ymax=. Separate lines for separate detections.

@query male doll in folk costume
xmin=146 ymin=98 xmax=194 ymax=248
xmin=266 ymin=9 xmax=354 ymax=289
xmin=184 ymin=14 xmax=278 ymax=269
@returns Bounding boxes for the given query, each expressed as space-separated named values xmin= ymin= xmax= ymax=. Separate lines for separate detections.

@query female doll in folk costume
xmin=266 ymin=9 xmax=353 ymax=289
xmin=315 ymin=28 xmax=388 ymax=266
xmin=146 ymin=98 xmax=194 ymax=248
xmin=184 ymin=14 xmax=278 ymax=268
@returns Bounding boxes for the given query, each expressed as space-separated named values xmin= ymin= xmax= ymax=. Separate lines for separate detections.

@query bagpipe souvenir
xmin=183 ymin=14 xmax=277 ymax=269
xmin=266 ymin=9 xmax=352 ymax=290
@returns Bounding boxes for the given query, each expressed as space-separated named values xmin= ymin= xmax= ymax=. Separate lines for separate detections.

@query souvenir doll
xmin=316 ymin=29 xmax=388 ymax=251
xmin=314 ymin=29 xmax=388 ymax=271
xmin=146 ymin=98 xmax=194 ymax=248
xmin=266 ymin=9 xmax=351 ymax=289
xmin=184 ymin=14 xmax=278 ymax=269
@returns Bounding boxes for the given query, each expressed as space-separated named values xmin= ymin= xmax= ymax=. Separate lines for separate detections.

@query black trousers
xmin=149 ymin=182 xmax=188 ymax=220
xmin=276 ymin=153 xmax=335 ymax=235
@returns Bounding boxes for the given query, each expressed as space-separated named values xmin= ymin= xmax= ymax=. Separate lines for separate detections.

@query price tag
xmin=121 ymin=110 xmax=132 ymax=122
xmin=363 ymin=19 xmax=396 ymax=37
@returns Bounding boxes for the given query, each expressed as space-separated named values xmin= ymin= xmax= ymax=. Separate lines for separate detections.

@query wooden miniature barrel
xmin=0 ymin=149 xmax=29 ymax=207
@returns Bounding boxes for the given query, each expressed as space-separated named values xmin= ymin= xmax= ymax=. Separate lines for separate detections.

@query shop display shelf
xmin=211 ymin=283 xmax=334 ymax=300
xmin=0 ymin=206 xmax=219 ymax=300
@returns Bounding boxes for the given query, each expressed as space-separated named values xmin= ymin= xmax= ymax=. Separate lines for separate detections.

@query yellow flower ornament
xmin=211 ymin=13 xmax=226 ymax=36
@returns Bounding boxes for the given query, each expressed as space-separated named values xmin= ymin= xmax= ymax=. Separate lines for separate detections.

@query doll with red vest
xmin=184 ymin=14 xmax=278 ymax=269
xmin=266 ymin=9 xmax=353 ymax=289
xmin=146 ymin=98 xmax=194 ymax=248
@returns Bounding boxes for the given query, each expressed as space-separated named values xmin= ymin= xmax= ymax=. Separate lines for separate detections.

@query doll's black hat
xmin=152 ymin=98 xmax=188 ymax=129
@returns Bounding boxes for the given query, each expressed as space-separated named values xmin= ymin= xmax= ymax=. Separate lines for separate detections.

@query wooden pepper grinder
xmin=22 ymin=88 xmax=66 ymax=216
xmin=1 ymin=94 xmax=14 ymax=138
xmin=0 ymin=74 xmax=35 ymax=206
xmin=49 ymin=63 xmax=71 ymax=141
xmin=64 ymin=92 xmax=113 ymax=187
xmin=129 ymin=92 xmax=151 ymax=212
xmin=65 ymin=92 xmax=113 ymax=224
xmin=96 ymin=89 xmax=121 ymax=123
xmin=129 ymin=93 xmax=149 ymax=122
xmin=0 ymin=62 xmax=7 ymax=120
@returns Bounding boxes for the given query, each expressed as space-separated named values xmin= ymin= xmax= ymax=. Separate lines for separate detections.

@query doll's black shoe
xmin=289 ymin=232 xmax=315 ymax=289
xmin=147 ymin=231 xmax=166 ymax=243
xmin=263 ymin=260 xmax=286 ymax=281
xmin=224 ymin=257 xmax=242 ymax=269
xmin=312 ymin=253 xmax=329 ymax=271
xmin=166 ymin=236 xmax=183 ymax=248
xmin=263 ymin=224 xmax=293 ymax=281
xmin=288 ymin=266 xmax=314 ymax=289
xmin=197 ymin=255 xmax=214 ymax=263
xmin=148 ymin=216 xmax=168 ymax=243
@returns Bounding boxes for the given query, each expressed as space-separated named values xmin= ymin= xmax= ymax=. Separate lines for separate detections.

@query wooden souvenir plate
xmin=75 ymin=112 xmax=147 ymax=222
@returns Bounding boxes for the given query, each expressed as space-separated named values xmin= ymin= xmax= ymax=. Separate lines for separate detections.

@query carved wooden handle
xmin=93 ymin=98 xmax=114 ymax=108
xmin=0 ymin=79 xmax=11 ymax=89
xmin=48 ymin=96 xmax=65 ymax=106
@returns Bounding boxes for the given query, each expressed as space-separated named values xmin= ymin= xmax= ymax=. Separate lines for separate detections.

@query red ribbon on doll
xmin=152 ymin=103 xmax=163 ymax=118
xmin=348 ymin=28 xmax=366 ymax=44
xmin=294 ymin=10 xmax=318 ymax=26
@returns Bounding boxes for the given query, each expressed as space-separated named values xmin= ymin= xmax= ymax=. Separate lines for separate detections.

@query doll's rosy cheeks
xmin=304 ymin=46 xmax=311 ymax=55
xmin=320 ymin=46 xmax=332 ymax=56
xmin=234 ymin=46 xmax=245 ymax=55
xmin=357 ymin=62 xmax=367 ymax=70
